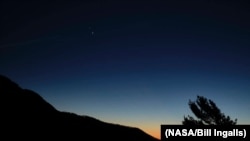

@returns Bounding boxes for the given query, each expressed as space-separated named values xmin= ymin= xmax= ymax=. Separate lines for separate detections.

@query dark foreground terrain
xmin=1 ymin=74 xmax=159 ymax=141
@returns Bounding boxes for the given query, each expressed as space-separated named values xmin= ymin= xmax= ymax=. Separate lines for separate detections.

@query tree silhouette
xmin=183 ymin=95 xmax=237 ymax=125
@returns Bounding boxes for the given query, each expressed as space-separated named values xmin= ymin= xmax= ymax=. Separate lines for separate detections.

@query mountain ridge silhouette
xmin=0 ymin=74 xmax=159 ymax=140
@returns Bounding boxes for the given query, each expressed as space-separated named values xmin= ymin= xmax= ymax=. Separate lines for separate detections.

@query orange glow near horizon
xmin=99 ymin=115 xmax=182 ymax=140
xmin=136 ymin=123 xmax=161 ymax=140
xmin=146 ymin=130 xmax=160 ymax=140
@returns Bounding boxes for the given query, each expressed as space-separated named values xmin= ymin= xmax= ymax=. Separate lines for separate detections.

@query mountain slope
xmin=0 ymin=74 xmax=159 ymax=141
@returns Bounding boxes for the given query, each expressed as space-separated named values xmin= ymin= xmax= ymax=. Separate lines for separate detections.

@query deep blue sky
xmin=1 ymin=0 xmax=250 ymax=138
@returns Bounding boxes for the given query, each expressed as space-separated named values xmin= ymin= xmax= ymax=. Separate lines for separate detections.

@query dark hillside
xmin=0 ymin=74 xmax=159 ymax=141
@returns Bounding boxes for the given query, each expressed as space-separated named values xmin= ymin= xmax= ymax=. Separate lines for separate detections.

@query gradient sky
xmin=1 ymin=0 xmax=250 ymax=139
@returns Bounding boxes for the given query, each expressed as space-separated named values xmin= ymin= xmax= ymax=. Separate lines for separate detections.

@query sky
xmin=1 ymin=0 xmax=250 ymax=139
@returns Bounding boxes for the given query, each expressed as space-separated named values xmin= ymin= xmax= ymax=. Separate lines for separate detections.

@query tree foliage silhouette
xmin=183 ymin=95 xmax=237 ymax=125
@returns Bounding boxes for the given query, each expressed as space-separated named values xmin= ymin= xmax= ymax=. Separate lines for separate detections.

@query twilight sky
xmin=1 ymin=0 xmax=250 ymax=139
